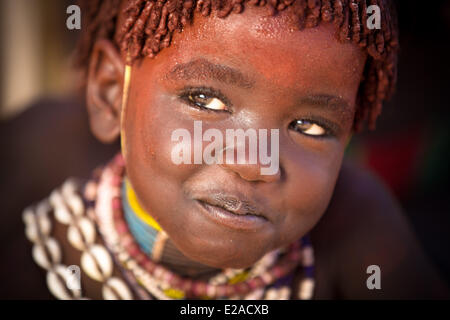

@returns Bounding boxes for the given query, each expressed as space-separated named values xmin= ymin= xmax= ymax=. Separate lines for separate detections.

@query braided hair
xmin=74 ymin=0 xmax=399 ymax=131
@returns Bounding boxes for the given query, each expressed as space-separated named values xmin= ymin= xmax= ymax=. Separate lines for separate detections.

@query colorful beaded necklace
xmin=122 ymin=178 xmax=220 ymax=276
xmin=93 ymin=153 xmax=316 ymax=300
xmin=122 ymin=179 xmax=165 ymax=258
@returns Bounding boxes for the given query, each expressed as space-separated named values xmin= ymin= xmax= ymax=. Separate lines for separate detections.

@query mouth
xmin=195 ymin=195 xmax=269 ymax=232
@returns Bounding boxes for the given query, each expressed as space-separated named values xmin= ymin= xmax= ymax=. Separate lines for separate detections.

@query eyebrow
xmin=299 ymin=94 xmax=354 ymax=120
xmin=163 ymin=58 xmax=255 ymax=89
xmin=163 ymin=59 xmax=353 ymax=119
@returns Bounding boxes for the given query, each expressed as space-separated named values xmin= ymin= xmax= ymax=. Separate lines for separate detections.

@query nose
xmin=219 ymin=162 xmax=281 ymax=183
xmin=217 ymin=130 xmax=281 ymax=183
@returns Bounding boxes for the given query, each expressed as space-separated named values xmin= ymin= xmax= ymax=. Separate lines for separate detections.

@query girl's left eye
xmin=290 ymin=119 xmax=328 ymax=137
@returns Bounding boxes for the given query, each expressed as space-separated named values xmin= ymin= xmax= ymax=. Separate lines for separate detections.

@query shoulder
xmin=311 ymin=159 xmax=449 ymax=299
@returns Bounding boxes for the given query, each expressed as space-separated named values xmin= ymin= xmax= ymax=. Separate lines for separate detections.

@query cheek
xmin=123 ymin=81 xmax=205 ymax=236
xmin=278 ymin=144 xmax=344 ymax=241
xmin=124 ymin=83 xmax=193 ymax=184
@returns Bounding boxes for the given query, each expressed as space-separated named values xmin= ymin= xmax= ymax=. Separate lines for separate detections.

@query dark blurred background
xmin=0 ymin=0 xmax=449 ymax=298
xmin=349 ymin=0 xmax=450 ymax=287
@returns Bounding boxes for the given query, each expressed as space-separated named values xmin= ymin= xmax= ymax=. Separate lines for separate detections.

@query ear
xmin=86 ymin=39 xmax=125 ymax=143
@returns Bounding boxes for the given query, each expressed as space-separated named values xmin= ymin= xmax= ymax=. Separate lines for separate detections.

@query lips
xmin=201 ymin=194 xmax=265 ymax=217
xmin=195 ymin=193 xmax=269 ymax=231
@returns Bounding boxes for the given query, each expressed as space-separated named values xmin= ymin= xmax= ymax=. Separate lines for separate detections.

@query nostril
xmin=218 ymin=162 xmax=281 ymax=184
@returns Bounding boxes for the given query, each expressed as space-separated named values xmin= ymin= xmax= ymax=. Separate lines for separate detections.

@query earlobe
xmin=86 ymin=39 xmax=125 ymax=143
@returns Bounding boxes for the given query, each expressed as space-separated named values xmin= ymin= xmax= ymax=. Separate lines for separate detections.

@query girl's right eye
xmin=188 ymin=93 xmax=227 ymax=111
xmin=289 ymin=118 xmax=338 ymax=139
xmin=291 ymin=119 xmax=327 ymax=137
xmin=179 ymin=87 xmax=231 ymax=112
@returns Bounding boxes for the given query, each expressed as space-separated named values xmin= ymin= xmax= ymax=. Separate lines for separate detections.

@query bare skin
xmin=47 ymin=160 xmax=449 ymax=299
xmin=311 ymin=161 xmax=449 ymax=298
xmin=79 ymin=3 xmax=449 ymax=298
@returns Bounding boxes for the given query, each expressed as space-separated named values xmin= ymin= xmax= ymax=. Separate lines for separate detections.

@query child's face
xmin=121 ymin=6 xmax=366 ymax=268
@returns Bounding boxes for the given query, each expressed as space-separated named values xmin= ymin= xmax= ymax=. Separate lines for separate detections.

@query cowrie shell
xmin=298 ymin=278 xmax=314 ymax=300
xmin=36 ymin=209 xmax=52 ymax=238
xmin=50 ymin=190 xmax=73 ymax=225
xmin=47 ymin=265 xmax=82 ymax=300
xmin=36 ymin=200 xmax=51 ymax=216
xmin=61 ymin=179 xmax=84 ymax=217
xmin=264 ymin=288 xmax=278 ymax=300
xmin=24 ymin=209 xmax=52 ymax=242
xmin=25 ymin=223 xmax=39 ymax=243
xmin=54 ymin=204 xmax=73 ymax=225
xmin=62 ymin=179 xmax=78 ymax=198
xmin=23 ymin=208 xmax=39 ymax=242
xmin=32 ymin=238 xmax=61 ymax=270
xmin=278 ymin=286 xmax=291 ymax=300
xmin=67 ymin=217 xmax=96 ymax=251
xmin=66 ymin=193 xmax=84 ymax=217
xmin=22 ymin=207 xmax=34 ymax=225
xmin=102 ymin=277 xmax=133 ymax=300
xmin=81 ymin=244 xmax=113 ymax=282
xmin=49 ymin=190 xmax=64 ymax=209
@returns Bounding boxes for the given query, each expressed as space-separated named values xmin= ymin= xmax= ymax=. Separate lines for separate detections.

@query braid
xmin=74 ymin=0 xmax=399 ymax=131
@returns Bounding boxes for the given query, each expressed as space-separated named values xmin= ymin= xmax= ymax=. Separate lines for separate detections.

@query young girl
xmin=22 ymin=0 xmax=449 ymax=299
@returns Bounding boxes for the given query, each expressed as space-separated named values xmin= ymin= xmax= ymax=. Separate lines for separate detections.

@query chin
xmin=174 ymin=237 xmax=270 ymax=269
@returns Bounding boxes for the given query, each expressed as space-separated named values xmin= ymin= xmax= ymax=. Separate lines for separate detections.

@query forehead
xmin=129 ymin=5 xmax=366 ymax=100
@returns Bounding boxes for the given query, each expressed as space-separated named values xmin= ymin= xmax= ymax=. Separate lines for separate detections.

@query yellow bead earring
xmin=120 ymin=56 xmax=132 ymax=160
xmin=119 ymin=56 xmax=169 ymax=262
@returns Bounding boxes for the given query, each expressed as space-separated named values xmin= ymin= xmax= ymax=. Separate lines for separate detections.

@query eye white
xmin=295 ymin=120 xmax=326 ymax=136
xmin=304 ymin=123 xmax=325 ymax=136
xmin=205 ymin=97 xmax=227 ymax=110
xmin=189 ymin=93 xmax=227 ymax=111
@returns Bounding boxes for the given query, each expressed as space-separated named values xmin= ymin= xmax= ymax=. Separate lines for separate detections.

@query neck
xmin=122 ymin=178 xmax=220 ymax=279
